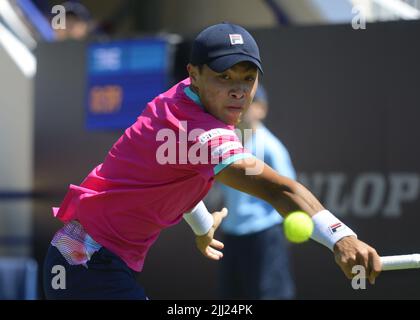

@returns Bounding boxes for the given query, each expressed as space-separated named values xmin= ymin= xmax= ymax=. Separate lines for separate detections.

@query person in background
xmin=53 ymin=1 xmax=93 ymax=40
xmin=219 ymin=84 xmax=296 ymax=299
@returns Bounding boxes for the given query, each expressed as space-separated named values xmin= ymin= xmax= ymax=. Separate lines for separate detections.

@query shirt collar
xmin=184 ymin=86 xmax=204 ymax=109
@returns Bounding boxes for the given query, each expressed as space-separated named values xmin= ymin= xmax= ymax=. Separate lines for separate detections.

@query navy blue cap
xmin=60 ymin=1 xmax=91 ymax=22
xmin=190 ymin=23 xmax=263 ymax=74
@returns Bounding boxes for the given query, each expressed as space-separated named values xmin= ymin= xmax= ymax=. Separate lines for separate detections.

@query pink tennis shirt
xmin=53 ymin=78 xmax=253 ymax=271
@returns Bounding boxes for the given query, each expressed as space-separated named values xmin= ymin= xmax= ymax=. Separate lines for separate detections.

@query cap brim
xmin=207 ymin=54 xmax=264 ymax=74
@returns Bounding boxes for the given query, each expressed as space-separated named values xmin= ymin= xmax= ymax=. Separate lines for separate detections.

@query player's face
xmin=188 ymin=62 xmax=258 ymax=125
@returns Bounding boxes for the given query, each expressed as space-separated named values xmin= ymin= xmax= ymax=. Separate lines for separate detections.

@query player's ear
xmin=187 ymin=63 xmax=199 ymax=85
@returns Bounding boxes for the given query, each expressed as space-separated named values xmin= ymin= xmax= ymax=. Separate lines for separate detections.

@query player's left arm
xmin=215 ymin=157 xmax=382 ymax=284
xmin=183 ymin=202 xmax=228 ymax=261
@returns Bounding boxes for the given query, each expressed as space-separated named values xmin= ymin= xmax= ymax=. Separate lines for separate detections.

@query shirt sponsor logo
xmin=211 ymin=141 xmax=243 ymax=158
xmin=198 ymin=128 xmax=237 ymax=144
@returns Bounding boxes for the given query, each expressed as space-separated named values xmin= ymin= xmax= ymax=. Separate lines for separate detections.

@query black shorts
xmin=43 ymin=244 xmax=147 ymax=300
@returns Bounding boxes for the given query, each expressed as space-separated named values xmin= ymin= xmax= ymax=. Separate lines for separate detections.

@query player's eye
xmin=245 ymin=76 xmax=255 ymax=82
xmin=219 ymin=74 xmax=230 ymax=80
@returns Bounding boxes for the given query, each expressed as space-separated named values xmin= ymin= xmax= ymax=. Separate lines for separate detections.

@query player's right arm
xmin=215 ymin=157 xmax=382 ymax=284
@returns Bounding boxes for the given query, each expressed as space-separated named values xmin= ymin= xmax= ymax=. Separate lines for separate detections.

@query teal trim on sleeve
xmin=184 ymin=86 xmax=203 ymax=109
xmin=214 ymin=153 xmax=255 ymax=175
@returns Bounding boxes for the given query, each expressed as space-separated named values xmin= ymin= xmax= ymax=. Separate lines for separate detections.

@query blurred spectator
xmin=53 ymin=1 xmax=93 ymax=40
xmin=218 ymin=84 xmax=296 ymax=300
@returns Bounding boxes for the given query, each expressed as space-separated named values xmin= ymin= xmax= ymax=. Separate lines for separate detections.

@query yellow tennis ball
xmin=283 ymin=211 xmax=314 ymax=243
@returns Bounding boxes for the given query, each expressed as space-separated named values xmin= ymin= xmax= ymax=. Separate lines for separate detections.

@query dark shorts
xmin=219 ymin=224 xmax=295 ymax=300
xmin=43 ymin=244 xmax=147 ymax=300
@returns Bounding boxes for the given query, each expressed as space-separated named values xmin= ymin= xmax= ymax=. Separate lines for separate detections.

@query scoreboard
xmin=86 ymin=38 xmax=171 ymax=130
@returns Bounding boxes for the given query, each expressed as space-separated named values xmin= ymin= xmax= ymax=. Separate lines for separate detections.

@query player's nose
xmin=229 ymin=87 xmax=248 ymax=100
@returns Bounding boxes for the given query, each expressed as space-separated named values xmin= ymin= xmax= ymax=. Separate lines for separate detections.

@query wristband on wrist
xmin=183 ymin=201 xmax=214 ymax=236
xmin=311 ymin=210 xmax=357 ymax=251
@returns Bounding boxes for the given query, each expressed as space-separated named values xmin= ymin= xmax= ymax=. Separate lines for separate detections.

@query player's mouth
xmin=226 ymin=105 xmax=244 ymax=113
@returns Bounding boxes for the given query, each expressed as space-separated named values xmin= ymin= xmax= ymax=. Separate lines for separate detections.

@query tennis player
xmin=43 ymin=22 xmax=381 ymax=299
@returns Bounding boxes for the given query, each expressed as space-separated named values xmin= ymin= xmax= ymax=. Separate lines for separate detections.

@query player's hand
xmin=195 ymin=208 xmax=228 ymax=261
xmin=333 ymin=236 xmax=382 ymax=284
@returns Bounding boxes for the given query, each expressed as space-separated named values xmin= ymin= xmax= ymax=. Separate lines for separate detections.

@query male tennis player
xmin=43 ymin=22 xmax=381 ymax=299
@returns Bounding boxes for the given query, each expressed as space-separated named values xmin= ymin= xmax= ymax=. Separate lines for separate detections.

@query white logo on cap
xmin=229 ymin=34 xmax=243 ymax=45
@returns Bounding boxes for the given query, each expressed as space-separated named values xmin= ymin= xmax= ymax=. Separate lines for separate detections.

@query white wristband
xmin=183 ymin=201 xmax=214 ymax=236
xmin=311 ymin=210 xmax=357 ymax=251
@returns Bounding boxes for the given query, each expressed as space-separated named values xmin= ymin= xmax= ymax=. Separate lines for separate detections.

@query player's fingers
xmin=336 ymin=256 xmax=355 ymax=280
xmin=370 ymin=250 xmax=382 ymax=273
xmin=203 ymin=247 xmax=219 ymax=260
xmin=368 ymin=250 xmax=382 ymax=285
xmin=205 ymin=251 xmax=220 ymax=260
xmin=204 ymin=251 xmax=220 ymax=260
xmin=212 ymin=208 xmax=228 ymax=228
xmin=356 ymin=251 xmax=369 ymax=278
xmin=210 ymin=239 xmax=224 ymax=249
xmin=341 ymin=265 xmax=353 ymax=280
xmin=207 ymin=246 xmax=223 ymax=259
xmin=220 ymin=207 xmax=228 ymax=218
xmin=337 ymin=260 xmax=353 ymax=279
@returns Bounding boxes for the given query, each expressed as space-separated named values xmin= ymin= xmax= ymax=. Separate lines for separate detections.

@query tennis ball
xmin=283 ymin=211 xmax=314 ymax=243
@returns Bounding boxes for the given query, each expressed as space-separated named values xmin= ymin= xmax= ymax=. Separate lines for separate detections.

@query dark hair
xmin=191 ymin=64 xmax=204 ymax=73
xmin=61 ymin=1 xmax=91 ymax=22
